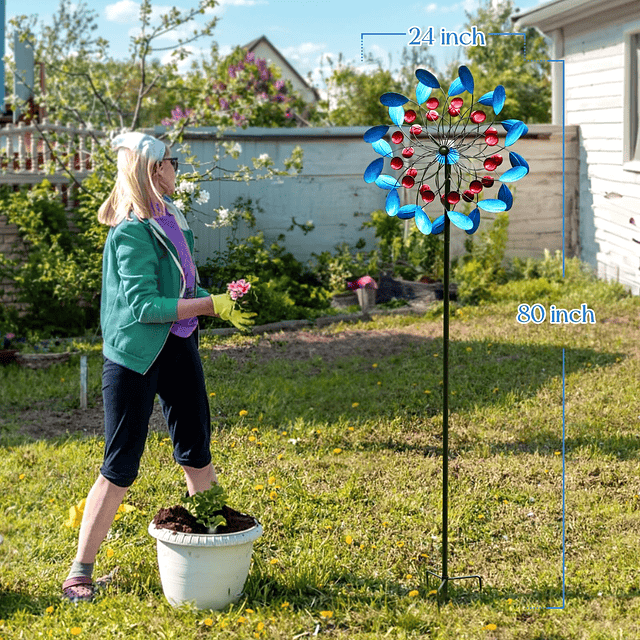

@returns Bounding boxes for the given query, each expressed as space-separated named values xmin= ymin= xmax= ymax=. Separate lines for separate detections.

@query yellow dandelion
xmin=256 ymin=622 xmax=265 ymax=631
xmin=270 ymin=558 xmax=279 ymax=565
xmin=506 ymin=598 xmax=513 ymax=605
xmin=377 ymin=381 xmax=382 ymax=385
xmin=397 ymin=541 xmax=405 ymax=547
xmin=45 ymin=606 xmax=54 ymax=614
xmin=466 ymin=347 xmax=473 ymax=352
xmin=352 ymin=402 xmax=359 ymax=408
xmin=424 ymin=389 xmax=431 ymax=394
xmin=268 ymin=476 xmax=276 ymax=485
xmin=408 ymin=590 xmax=419 ymax=597
xmin=484 ymin=623 xmax=497 ymax=631
xmin=554 ymin=451 xmax=562 ymax=455
xmin=405 ymin=574 xmax=413 ymax=580
xmin=254 ymin=484 xmax=264 ymax=491
xmin=428 ymin=590 xmax=437 ymax=596
xmin=248 ymin=435 xmax=256 ymax=442
xmin=237 ymin=616 xmax=246 ymax=624
xmin=70 ymin=628 xmax=81 ymax=636
xmin=117 ymin=504 xmax=136 ymax=513
xmin=320 ymin=611 xmax=333 ymax=619
xmin=18 ymin=473 xmax=25 ymax=480
xmin=348 ymin=426 xmax=354 ymax=431
xmin=281 ymin=431 xmax=287 ymax=435
xmin=106 ymin=548 xmax=114 ymax=558
xmin=478 ymin=514 xmax=485 ymax=519
xmin=252 ymin=427 xmax=259 ymax=432
xmin=203 ymin=618 xmax=213 ymax=626
xmin=333 ymin=448 xmax=342 ymax=454
xmin=269 ymin=491 xmax=278 ymax=500
xmin=372 ymin=363 xmax=378 ymax=367
xmin=433 ymin=353 xmax=439 ymax=357
xmin=345 ymin=535 xmax=353 ymax=545
xmin=246 ymin=609 xmax=254 ymax=614
xmin=281 ymin=602 xmax=290 ymax=608
xmin=114 ymin=513 xmax=122 ymax=521
xmin=277 ymin=453 xmax=283 ymax=460
xmin=239 ymin=410 xmax=248 ymax=417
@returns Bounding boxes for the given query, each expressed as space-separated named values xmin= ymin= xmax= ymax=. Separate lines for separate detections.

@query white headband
xmin=112 ymin=132 xmax=166 ymax=163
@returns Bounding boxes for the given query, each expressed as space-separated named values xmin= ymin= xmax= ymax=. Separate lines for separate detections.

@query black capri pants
xmin=100 ymin=332 xmax=212 ymax=487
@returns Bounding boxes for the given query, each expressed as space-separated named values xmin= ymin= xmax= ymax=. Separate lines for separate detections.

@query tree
xmin=162 ymin=46 xmax=317 ymax=129
xmin=463 ymin=0 xmax=551 ymax=123
xmin=321 ymin=45 xmax=436 ymax=126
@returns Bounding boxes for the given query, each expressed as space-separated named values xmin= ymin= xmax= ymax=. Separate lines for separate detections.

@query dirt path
xmin=3 ymin=307 xmax=442 ymax=441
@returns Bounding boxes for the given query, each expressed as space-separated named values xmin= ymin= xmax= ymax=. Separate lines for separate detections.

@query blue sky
xmin=7 ymin=0 xmax=546 ymax=96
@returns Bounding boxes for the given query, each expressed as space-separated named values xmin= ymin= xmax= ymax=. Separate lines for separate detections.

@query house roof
xmin=243 ymin=35 xmax=320 ymax=102
xmin=513 ymin=0 xmax=636 ymax=31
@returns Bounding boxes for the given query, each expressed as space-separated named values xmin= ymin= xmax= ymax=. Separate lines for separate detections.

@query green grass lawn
xmin=1 ymin=284 xmax=639 ymax=639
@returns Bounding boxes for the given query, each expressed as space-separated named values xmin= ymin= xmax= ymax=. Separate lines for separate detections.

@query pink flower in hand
xmin=227 ymin=279 xmax=251 ymax=300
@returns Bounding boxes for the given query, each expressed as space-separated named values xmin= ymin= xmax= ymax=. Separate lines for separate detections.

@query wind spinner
xmin=363 ymin=65 xmax=529 ymax=602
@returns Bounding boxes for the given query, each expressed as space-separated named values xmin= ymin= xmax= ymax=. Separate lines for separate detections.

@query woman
xmin=62 ymin=132 xmax=253 ymax=602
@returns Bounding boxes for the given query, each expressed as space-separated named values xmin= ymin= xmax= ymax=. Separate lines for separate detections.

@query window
xmin=623 ymin=30 xmax=640 ymax=170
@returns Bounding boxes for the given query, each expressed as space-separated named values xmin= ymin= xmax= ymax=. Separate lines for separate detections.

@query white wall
xmin=563 ymin=8 xmax=640 ymax=293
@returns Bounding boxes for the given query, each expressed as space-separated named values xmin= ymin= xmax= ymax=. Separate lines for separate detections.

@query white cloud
xmin=105 ymin=0 xmax=139 ymax=23
xmin=280 ymin=42 xmax=326 ymax=63
xmin=425 ymin=2 xmax=438 ymax=11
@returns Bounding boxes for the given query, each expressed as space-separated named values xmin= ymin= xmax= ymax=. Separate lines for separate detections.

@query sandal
xmin=62 ymin=567 xmax=119 ymax=603
xmin=62 ymin=576 xmax=94 ymax=603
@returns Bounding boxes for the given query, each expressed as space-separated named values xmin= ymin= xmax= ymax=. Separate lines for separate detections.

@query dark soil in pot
xmin=152 ymin=504 xmax=257 ymax=534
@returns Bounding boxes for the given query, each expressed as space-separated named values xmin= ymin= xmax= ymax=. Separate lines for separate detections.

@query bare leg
xmin=75 ymin=474 xmax=129 ymax=564
xmin=183 ymin=463 xmax=217 ymax=496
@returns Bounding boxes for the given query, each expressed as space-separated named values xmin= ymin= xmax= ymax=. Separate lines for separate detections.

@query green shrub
xmin=198 ymin=197 xmax=332 ymax=326
xmin=454 ymin=211 xmax=510 ymax=304
xmin=0 ymin=180 xmax=108 ymax=337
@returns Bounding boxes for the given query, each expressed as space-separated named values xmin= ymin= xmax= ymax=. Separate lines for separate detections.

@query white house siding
xmin=562 ymin=9 xmax=640 ymax=294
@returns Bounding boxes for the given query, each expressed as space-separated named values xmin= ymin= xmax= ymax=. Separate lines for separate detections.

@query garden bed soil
xmin=152 ymin=504 xmax=257 ymax=535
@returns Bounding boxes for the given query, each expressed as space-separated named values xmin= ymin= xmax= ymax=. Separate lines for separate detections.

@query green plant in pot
xmin=148 ymin=485 xmax=262 ymax=610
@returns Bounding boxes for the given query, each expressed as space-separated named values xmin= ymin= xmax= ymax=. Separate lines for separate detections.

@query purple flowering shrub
xmin=163 ymin=47 xmax=311 ymax=128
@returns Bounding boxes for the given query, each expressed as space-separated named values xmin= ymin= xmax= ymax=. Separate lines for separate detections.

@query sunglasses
xmin=164 ymin=157 xmax=179 ymax=171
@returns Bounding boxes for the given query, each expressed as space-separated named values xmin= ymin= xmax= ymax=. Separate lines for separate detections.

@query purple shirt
xmin=154 ymin=210 xmax=198 ymax=338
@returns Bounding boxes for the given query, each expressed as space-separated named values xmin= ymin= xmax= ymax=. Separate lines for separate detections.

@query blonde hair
xmin=98 ymin=145 xmax=169 ymax=226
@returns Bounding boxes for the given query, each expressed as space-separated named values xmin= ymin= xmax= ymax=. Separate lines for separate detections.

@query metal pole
xmin=441 ymin=160 xmax=451 ymax=601
xmin=80 ymin=355 xmax=88 ymax=410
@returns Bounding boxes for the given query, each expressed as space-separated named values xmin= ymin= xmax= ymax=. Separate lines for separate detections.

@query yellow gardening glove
xmin=210 ymin=294 xmax=257 ymax=331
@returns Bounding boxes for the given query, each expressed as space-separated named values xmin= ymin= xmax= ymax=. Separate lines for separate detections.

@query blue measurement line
xmin=490 ymin=32 xmax=567 ymax=611
xmin=360 ymin=32 xmax=406 ymax=61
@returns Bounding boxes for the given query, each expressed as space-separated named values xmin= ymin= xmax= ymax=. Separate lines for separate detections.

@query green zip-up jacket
xmin=101 ymin=199 xmax=210 ymax=375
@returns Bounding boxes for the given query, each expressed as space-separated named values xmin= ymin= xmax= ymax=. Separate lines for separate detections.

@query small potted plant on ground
xmin=148 ymin=484 xmax=262 ymax=610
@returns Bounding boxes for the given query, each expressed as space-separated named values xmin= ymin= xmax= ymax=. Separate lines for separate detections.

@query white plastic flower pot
xmin=148 ymin=520 xmax=263 ymax=610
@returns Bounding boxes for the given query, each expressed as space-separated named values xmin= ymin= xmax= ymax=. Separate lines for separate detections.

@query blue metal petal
xmin=448 ymin=209 xmax=474 ymax=231
xmin=372 ymin=138 xmax=393 ymax=157
xmin=397 ymin=204 xmax=418 ymax=219
xmin=499 ymin=166 xmax=528 ymax=183
xmin=478 ymin=199 xmax=508 ymax=212
xmin=505 ymin=121 xmax=526 ymax=147
xmin=363 ymin=125 xmax=389 ymax=143
xmin=466 ymin=208 xmax=481 ymax=235
xmin=478 ymin=91 xmax=494 ymax=106
xmin=364 ymin=157 xmax=384 ymax=183
xmin=380 ymin=92 xmax=410 ymax=107
xmin=375 ymin=175 xmax=401 ymax=190
xmin=385 ymin=189 xmax=400 ymax=215
xmin=509 ymin=151 xmax=529 ymax=171
xmin=389 ymin=105 xmax=405 ymax=127
xmin=415 ymin=68 xmax=440 ymax=89
xmin=498 ymin=184 xmax=513 ymax=211
xmin=431 ymin=214 xmax=445 ymax=235
xmin=458 ymin=66 xmax=474 ymax=94
xmin=448 ymin=77 xmax=465 ymax=96
xmin=415 ymin=207 xmax=432 ymax=235
xmin=502 ymin=119 xmax=529 ymax=135
xmin=493 ymin=85 xmax=506 ymax=114
xmin=416 ymin=82 xmax=431 ymax=104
